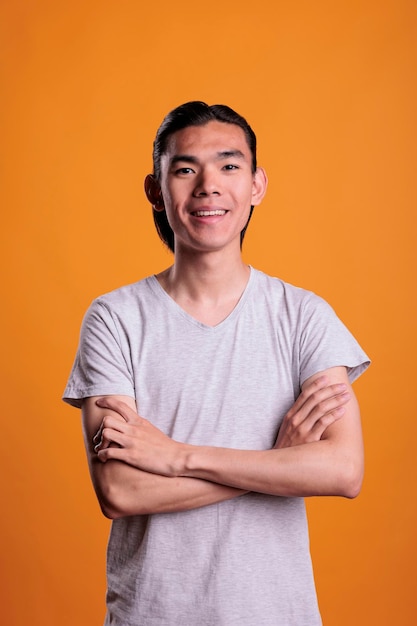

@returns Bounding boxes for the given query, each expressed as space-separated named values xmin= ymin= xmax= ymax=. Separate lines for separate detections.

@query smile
xmin=192 ymin=210 xmax=227 ymax=217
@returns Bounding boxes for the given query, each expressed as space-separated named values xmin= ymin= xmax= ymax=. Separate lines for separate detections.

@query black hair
xmin=151 ymin=101 xmax=257 ymax=253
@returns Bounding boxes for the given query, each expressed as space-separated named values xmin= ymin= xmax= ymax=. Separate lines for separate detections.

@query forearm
xmin=82 ymin=395 xmax=246 ymax=519
xmin=181 ymin=386 xmax=364 ymax=499
xmin=91 ymin=457 xmax=247 ymax=519
xmin=181 ymin=437 xmax=363 ymax=499
xmin=92 ymin=371 xmax=364 ymax=505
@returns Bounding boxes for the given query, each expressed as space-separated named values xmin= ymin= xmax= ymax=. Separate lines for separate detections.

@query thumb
xmin=95 ymin=396 xmax=137 ymax=423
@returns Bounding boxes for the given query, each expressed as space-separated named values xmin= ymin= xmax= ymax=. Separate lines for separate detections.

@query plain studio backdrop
xmin=1 ymin=1 xmax=416 ymax=624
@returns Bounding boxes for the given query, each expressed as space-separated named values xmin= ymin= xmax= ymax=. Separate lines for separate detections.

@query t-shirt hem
xmin=63 ymin=386 xmax=135 ymax=409
xmin=300 ymin=358 xmax=370 ymax=387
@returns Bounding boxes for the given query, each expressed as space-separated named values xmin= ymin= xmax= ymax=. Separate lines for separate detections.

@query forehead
xmin=162 ymin=121 xmax=251 ymax=161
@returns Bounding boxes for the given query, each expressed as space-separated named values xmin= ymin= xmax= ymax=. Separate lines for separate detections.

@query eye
xmin=223 ymin=164 xmax=239 ymax=171
xmin=174 ymin=167 xmax=195 ymax=175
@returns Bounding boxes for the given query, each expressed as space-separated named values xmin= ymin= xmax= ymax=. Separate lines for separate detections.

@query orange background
xmin=1 ymin=1 xmax=416 ymax=624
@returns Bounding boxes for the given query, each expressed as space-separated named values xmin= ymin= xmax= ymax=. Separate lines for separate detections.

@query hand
xmin=93 ymin=412 xmax=125 ymax=450
xmin=274 ymin=376 xmax=350 ymax=449
xmin=93 ymin=397 xmax=184 ymax=477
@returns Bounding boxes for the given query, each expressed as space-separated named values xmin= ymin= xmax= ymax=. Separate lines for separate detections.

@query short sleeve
xmin=298 ymin=294 xmax=370 ymax=386
xmin=63 ymin=299 xmax=135 ymax=408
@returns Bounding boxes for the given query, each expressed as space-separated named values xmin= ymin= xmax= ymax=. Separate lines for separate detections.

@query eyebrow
xmin=216 ymin=150 xmax=246 ymax=160
xmin=169 ymin=150 xmax=246 ymax=166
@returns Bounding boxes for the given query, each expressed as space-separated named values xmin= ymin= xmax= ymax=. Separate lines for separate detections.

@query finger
xmin=286 ymin=376 xmax=330 ymax=417
xmin=96 ymin=397 xmax=137 ymax=423
xmin=92 ymin=415 xmax=125 ymax=446
xmin=94 ymin=426 xmax=130 ymax=453
xmin=308 ymin=405 xmax=346 ymax=439
xmin=299 ymin=382 xmax=348 ymax=415
xmin=302 ymin=391 xmax=350 ymax=425
xmin=300 ymin=394 xmax=349 ymax=438
xmin=289 ymin=404 xmax=347 ymax=445
xmin=310 ymin=391 xmax=350 ymax=419
xmin=282 ymin=387 xmax=350 ymax=439
xmin=93 ymin=427 xmax=102 ymax=443
xmin=93 ymin=412 xmax=126 ymax=443
xmin=96 ymin=445 xmax=131 ymax=463
xmin=288 ymin=382 xmax=348 ymax=422
xmin=102 ymin=415 xmax=130 ymax=432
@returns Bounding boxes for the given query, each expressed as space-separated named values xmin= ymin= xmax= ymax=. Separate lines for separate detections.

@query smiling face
xmin=147 ymin=121 xmax=267 ymax=257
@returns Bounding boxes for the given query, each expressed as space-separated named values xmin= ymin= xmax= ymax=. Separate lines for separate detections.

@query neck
xmin=161 ymin=246 xmax=249 ymax=298
xmin=156 ymin=247 xmax=250 ymax=325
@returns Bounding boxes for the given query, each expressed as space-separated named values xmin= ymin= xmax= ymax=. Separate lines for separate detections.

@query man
xmin=64 ymin=101 xmax=369 ymax=625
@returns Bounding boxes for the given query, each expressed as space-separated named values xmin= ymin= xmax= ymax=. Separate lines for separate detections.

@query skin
xmin=81 ymin=121 xmax=364 ymax=519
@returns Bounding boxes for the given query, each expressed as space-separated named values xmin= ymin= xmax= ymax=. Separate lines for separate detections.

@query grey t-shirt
xmin=64 ymin=267 xmax=370 ymax=625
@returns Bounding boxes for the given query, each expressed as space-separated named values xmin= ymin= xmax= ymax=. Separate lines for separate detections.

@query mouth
xmin=191 ymin=209 xmax=227 ymax=217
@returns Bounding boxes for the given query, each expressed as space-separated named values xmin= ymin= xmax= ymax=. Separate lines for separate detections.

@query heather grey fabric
xmin=64 ymin=267 xmax=369 ymax=625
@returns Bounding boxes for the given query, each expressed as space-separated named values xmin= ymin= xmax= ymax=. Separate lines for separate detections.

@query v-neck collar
xmin=147 ymin=266 xmax=255 ymax=330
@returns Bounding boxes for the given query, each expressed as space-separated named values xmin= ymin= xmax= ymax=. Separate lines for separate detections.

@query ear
xmin=144 ymin=174 xmax=165 ymax=212
xmin=251 ymin=167 xmax=268 ymax=206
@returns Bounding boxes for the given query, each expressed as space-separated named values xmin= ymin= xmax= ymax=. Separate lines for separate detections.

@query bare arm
xmin=82 ymin=395 xmax=247 ymax=519
xmin=183 ymin=367 xmax=364 ymax=498
xmin=93 ymin=367 xmax=360 ymax=511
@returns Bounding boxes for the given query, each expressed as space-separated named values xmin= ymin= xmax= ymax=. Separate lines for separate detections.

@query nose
xmin=193 ymin=168 xmax=221 ymax=197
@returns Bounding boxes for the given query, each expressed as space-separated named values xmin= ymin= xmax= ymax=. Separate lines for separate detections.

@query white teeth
xmin=194 ymin=210 xmax=226 ymax=217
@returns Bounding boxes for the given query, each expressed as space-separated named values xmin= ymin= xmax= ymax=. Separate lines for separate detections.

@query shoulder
xmin=86 ymin=275 xmax=157 ymax=318
xmin=250 ymin=268 xmax=343 ymax=339
xmin=250 ymin=268 xmax=370 ymax=384
xmin=251 ymin=267 xmax=326 ymax=312
xmin=95 ymin=275 xmax=154 ymax=307
xmin=78 ymin=276 xmax=160 ymax=338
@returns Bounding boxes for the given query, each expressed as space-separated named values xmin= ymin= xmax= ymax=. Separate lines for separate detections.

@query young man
xmin=63 ymin=102 xmax=369 ymax=625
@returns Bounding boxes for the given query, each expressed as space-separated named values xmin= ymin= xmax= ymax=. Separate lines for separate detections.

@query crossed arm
xmin=82 ymin=366 xmax=364 ymax=519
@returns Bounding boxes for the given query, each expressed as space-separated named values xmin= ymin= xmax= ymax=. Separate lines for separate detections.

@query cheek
xmin=162 ymin=181 xmax=189 ymax=207
xmin=235 ymin=181 xmax=257 ymax=206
